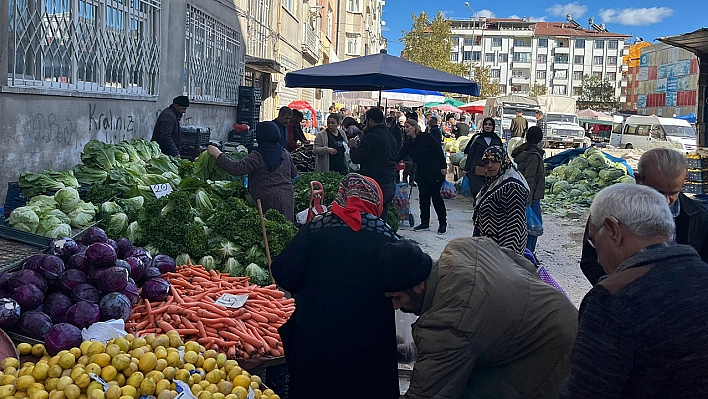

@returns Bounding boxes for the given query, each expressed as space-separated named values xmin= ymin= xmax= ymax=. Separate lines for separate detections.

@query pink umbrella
xmin=433 ymin=104 xmax=463 ymax=113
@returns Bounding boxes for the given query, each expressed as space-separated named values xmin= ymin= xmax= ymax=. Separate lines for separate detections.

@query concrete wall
xmin=0 ymin=0 xmax=245 ymax=200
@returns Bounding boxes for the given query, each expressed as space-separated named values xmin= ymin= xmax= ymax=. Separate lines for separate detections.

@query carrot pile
xmin=125 ymin=264 xmax=295 ymax=359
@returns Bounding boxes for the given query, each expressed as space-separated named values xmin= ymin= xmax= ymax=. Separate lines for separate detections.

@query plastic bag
xmin=393 ymin=183 xmax=410 ymax=211
xmin=81 ymin=319 xmax=128 ymax=343
xmin=526 ymin=204 xmax=543 ymax=236
xmin=440 ymin=180 xmax=457 ymax=199
xmin=458 ymin=176 xmax=471 ymax=197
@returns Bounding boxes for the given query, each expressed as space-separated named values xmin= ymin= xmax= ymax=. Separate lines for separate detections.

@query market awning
xmin=658 ymin=28 xmax=708 ymax=56
xmin=245 ymin=55 xmax=282 ymax=74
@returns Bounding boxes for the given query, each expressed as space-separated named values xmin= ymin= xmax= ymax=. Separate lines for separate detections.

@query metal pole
xmin=378 ymin=88 xmax=382 ymax=107
xmin=464 ymin=3 xmax=477 ymax=103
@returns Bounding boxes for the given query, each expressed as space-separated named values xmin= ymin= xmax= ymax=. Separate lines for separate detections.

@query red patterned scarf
xmin=330 ymin=173 xmax=383 ymax=231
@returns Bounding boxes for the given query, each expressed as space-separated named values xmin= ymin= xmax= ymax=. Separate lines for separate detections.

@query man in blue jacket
xmin=151 ymin=96 xmax=189 ymax=156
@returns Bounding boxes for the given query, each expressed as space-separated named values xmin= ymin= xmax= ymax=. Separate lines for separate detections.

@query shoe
xmin=411 ymin=183 xmax=418 ymax=187
xmin=437 ymin=224 xmax=447 ymax=235
xmin=413 ymin=224 xmax=430 ymax=231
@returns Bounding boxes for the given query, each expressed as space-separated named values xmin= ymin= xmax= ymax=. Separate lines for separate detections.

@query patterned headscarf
xmin=480 ymin=145 xmax=513 ymax=193
xmin=330 ymin=173 xmax=383 ymax=231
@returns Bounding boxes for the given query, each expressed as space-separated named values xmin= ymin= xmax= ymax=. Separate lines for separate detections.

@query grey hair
xmin=637 ymin=148 xmax=687 ymax=181
xmin=589 ymin=183 xmax=675 ymax=238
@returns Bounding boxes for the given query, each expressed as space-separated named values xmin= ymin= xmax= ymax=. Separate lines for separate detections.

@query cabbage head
xmin=457 ymin=136 xmax=472 ymax=152
xmin=618 ymin=175 xmax=635 ymax=184
xmin=105 ymin=212 xmax=129 ymax=237
xmin=599 ymin=168 xmax=625 ymax=182
xmin=244 ymin=263 xmax=271 ymax=286
xmin=569 ymin=156 xmax=589 ymax=169
xmin=45 ymin=223 xmax=72 ymax=239
xmin=8 ymin=206 xmax=40 ymax=233
xmin=573 ymin=184 xmax=588 ymax=193
xmin=126 ymin=221 xmax=144 ymax=244
xmin=27 ymin=195 xmax=58 ymax=214
xmin=587 ymin=153 xmax=608 ymax=168
xmin=199 ymin=256 xmax=217 ymax=271
xmin=546 ymin=176 xmax=560 ymax=189
xmin=583 ymin=169 xmax=598 ymax=180
xmin=564 ymin=166 xmax=583 ymax=183
xmin=568 ymin=189 xmax=583 ymax=197
xmin=44 ymin=209 xmax=71 ymax=225
xmin=36 ymin=215 xmax=63 ymax=236
xmin=54 ymin=187 xmax=81 ymax=213
xmin=67 ymin=201 xmax=97 ymax=229
xmin=552 ymin=181 xmax=571 ymax=194
xmin=195 ymin=189 xmax=216 ymax=214
xmin=101 ymin=201 xmax=123 ymax=215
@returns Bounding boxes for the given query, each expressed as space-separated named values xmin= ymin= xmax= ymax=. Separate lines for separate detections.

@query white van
xmin=609 ymin=115 xmax=696 ymax=153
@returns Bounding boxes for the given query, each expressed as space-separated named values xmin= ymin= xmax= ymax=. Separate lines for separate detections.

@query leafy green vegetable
xmin=199 ymin=256 xmax=217 ymax=271
xmin=44 ymin=209 xmax=71 ymax=225
xmin=54 ymin=187 xmax=81 ymax=213
xmin=192 ymin=151 xmax=248 ymax=182
xmin=618 ymin=175 xmax=635 ymax=184
xmin=293 ymin=171 xmax=345 ymax=212
xmin=216 ymin=241 xmax=240 ymax=259
xmin=101 ymin=201 xmax=123 ymax=215
xmin=195 ymin=189 xmax=216 ymax=215
xmin=73 ymin=164 xmax=109 ymax=185
xmin=45 ymin=223 xmax=72 ymax=239
xmin=552 ymin=181 xmax=571 ymax=194
xmin=586 ymin=153 xmax=607 ymax=168
xmin=244 ymin=263 xmax=271 ymax=286
xmin=80 ymin=139 xmax=118 ymax=171
xmin=146 ymin=156 xmax=180 ymax=175
xmin=105 ymin=212 xmax=129 ymax=237
xmin=18 ymin=170 xmax=71 ymax=197
xmin=126 ymin=221 xmax=144 ymax=244
xmin=175 ymin=253 xmax=192 ymax=267
xmin=8 ymin=206 xmax=40 ymax=233
xmin=27 ymin=195 xmax=58 ymax=214
xmin=67 ymin=201 xmax=97 ymax=228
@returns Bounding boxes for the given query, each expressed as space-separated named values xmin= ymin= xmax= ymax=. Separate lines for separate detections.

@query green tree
xmin=470 ymin=65 xmax=502 ymax=99
xmin=529 ymin=83 xmax=547 ymax=97
xmin=400 ymin=11 xmax=468 ymax=77
xmin=578 ymin=75 xmax=619 ymax=111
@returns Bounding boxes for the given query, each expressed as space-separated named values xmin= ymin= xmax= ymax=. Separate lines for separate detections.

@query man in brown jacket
xmin=509 ymin=109 xmax=528 ymax=138
xmin=379 ymin=238 xmax=578 ymax=399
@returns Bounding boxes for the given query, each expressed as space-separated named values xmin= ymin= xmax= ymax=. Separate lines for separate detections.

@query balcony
xmin=511 ymin=75 xmax=530 ymax=84
xmin=553 ymin=75 xmax=568 ymax=83
xmin=302 ymin=24 xmax=320 ymax=61
xmin=553 ymin=46 xmax=570 ymax=54
xmin=553 ymin=61 xmax=569 ymax=70
xmin=621 ymin=79 xmax=628 ymax=87
xmin=512 ymin=60 xmax=532 ymax=69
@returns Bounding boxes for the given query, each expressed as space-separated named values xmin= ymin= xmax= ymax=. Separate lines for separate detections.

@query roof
xmin=658 ymin=28 xmax=708 ymax=56
xmin=534 ymin=22 xmax=631 ymax=38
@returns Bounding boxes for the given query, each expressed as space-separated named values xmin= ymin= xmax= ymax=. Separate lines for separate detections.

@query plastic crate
xmin=179 ymin=145 xmax=205 ymax=161
xmin=687 ymin=169 xmax=708 ymax=183
xmin=687 ymin=157 xmax=708 ymax=169
xmin=228 ymin=130 xmax=256 ymax=146
xmin=181 ymin=129 xmax=211 ymax=146
xmin=265 ymin=363 xmax=289 ymax=398
xmin=682 ymin=182 xmax=708 ymax=194
xmin=3 ymin=182 xmax=29 ymax=219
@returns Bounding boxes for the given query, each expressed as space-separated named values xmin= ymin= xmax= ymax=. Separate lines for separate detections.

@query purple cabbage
xmin=0 ymin=272 xmax=12 ymax=289
xmin=141 ymin=278 xmax=170 ymax=302
xmin=126 ymin=248 xmax=152 ymax=268
xmin=125 ymin=257 xmax=144 ymax=282
xmin=44 ymin=292 xmax=73 ymax=323
xmin=20 ymin=254 xmax=45 ymax=271
xmin=71 ymin=283 xmax=101 ymax=304
xmin=12 ymin=283 xmax=44 ymax=310
xmin=96 ymin=267 xmax=129 ymax=292
xmin=0 ymin=298 xmax=21 ymax=328
xmin=45 ymin=323 xmax=82 ymax=356
xmin=18 ymin=310 xmax=53 ymax=340
xmin=115 ymin=238 xmax=134 ymax=259
xmin=34 ymin=255 xmax=65 ymax=282
xmin=85 ymin=242 xmax=117 ymax=268
xmin=98 ymin=292 xmax=132 ymax=321
xmin=106 ymin=239 xmax=118 ymax=252
xmin=152 ymin=255 xmax=176 ymax=274
xmin=141 ymin=267 xmax=161 ymax=283
xmin=119 ymin=281 xmax=140 ymax=306
xmin=114 ymin=259 xmax=131 ymax=273
xmin=81 ymin=226 xmax=108 ymax=245
xmin=86 ymin=268 xmax=104 ymax=287
xmin=64 ymin=301 xmax=100 ymax=329
xmin=9 ymin=269 xmax=48 ymax=293
xmin=49 ymin=238 xmax=79 ymax=262
xmin=67 ymin=252 xmax=88 ymax=273
xmin=59 ymin=269 xmax=88 ymax=295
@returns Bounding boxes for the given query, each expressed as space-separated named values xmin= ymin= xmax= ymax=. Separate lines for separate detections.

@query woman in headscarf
xmin=207 ymin=121 xmax=298 ymax=221
xmin=473 ymin=146 xmax=530 ymax=254
xmin=464 ymin=117 xmax=503 ymax=197
xmin=313 ymin=113 xmax=348 ymax=174
xmin=271 ymin=173 xmax=400 ymax=399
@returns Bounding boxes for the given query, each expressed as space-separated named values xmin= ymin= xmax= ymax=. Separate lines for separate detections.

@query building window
xmin=573 ymin=87 xmax=582 ymax=96
xmin=511 ymin=84 xmax=525 ymax=93
xmin=554 ymin=70 xmax=567 ymax=79
xmin=573 ymin=71 xmax=584 ymax=80
xmin=450 ymin=52 xmax=459 ymax=62
xmin=8 ymin=0 xmax=161 ymax=95
xmin=463 ymin=37 xmax=473 ymax=46
xmin=185 ymin=5 xmax=243 ymax=103
xmin=607 ymin=56 xmax=617 ymax=65
xmin=463 ymin=51 xmax=471 ymax=61
xmin=492 ymin=37 xmax=502 ymax=47
xmin=514 ymin=38 xmax=531 ymax=47
xmin=553 ymin=85 xmax=567 ymax=95
xmin=513 ymin=52 xmax=531 ymax=62
xmin=538 ymin=38 xmax=548 ymax=47
xmin=537 ymin=70 xmax=546 ymax=79
xmin=593 ymin=71 xmax=602 ymax=79
xmin=574 ymin=55 xmax=584 ymax=64
xmin=607 ymin=72 xmax=617 ymax=81
xmin=472 ymin=51 xmax=481 ymax=62
xmin=593 ymin=56 xmax=604 ymax=65
xmin=346 ymin=33 xmax=360 ymax=55
xmin=554 ymin=54 xmax=569 ymax=64
xmin=512 ymin=70 xmax=524 ymax=78
xmin=327 ymin=9 xmax=333 ymax=39
xmin=498 ymin=53 xmax=508 ymax=62
xmin=608 ymin=40 xmax=619 ymax=49
xmin=452 ymin=37 xmax=460 ymax=46
xmin=485 ymin=53 xmax=495 ymax=62
xmin=537 ymin=54 xmax=547 ymax=63
xmin=491 ymin=69 xmax=501 ymax=78
xmin=498 ymin=84 xmax=507 ymax=93
xmin=347 ymin=0 xmax=360 ymax=12
xmin=575 ymin=39 xmax=585 ymax=48
xmin=594 ymin=40 xmax=605 ymax=49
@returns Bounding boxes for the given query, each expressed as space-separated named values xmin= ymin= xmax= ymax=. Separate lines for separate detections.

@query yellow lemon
xmin=110 ymin=354 xmax=130 ymax=371
xmin=198 ymin=391 xmax=213 ymax=399
xmin=29 ymin=389 xmax=49 ymax=399
xmin=131 ymin=337 xmax=147 ymax=350
xmin=173 ymin=369 xmax=190 ymax=383
xmin=16 ymin=375 xmax=36 ymax=391
xmin=119 ymin=385 xmax=136 ymax=398
xmin=191 ymin=384 xmax=203 ymax=396
xmin=44 ymin=377 xmax=58 ymax=391
xmin=206 ymin=384 xmax=219 ymax=394
xmin=227 ymin=367 xmax=243 ymax=381
xmin=57 ymin=353 xmax=75 ymax=370
xmin=104 ymin=344 xmax=121 ymax=359
xmin=56 ymin=376 xmax=74 ymax=390
xmin=225 ymin=395 xmax=237 ymax=399
xmin=154 ymin=346 xmax=168 ymax=360
xmin=250 ymin=381 xmax=260 ymax=391
xmin=155 ymin=379 xmax=171 ymax=394
xmin=17 ymin=343 xmax=33 ymax=355
xmin=86 ymin=342 xmax=105 ymax=357
xmin=206 ymin=370 xmax=223 ymax=384
xmin=79 ymin=341 xmax=92 ymax=356
xmin=203 ymin=350 xmax=217 ymax=359
xmin=184 ymin=341 xmax=200 ymax=353
xmin=31 ymin=362 xmax=49 ymax=381
xmin=232 ymin=375 xmax=250 ymax=389
xmin=86 ymin=381 xmax=103 ymax=393
xmin=87 ymin=389 xmax=104 ymax=399
xmin=139 ymin=377 xmax=157 ymax=396
xmin=84 ymin=363 xmax=101 ymax=376
xmin=68 ymin=348 xmax=81 ymax=360
xmin=138 ymin=352 xmax=158 ymax=372
xmin=213 ymin=394 xmax=225 ymax=399
xmin=0 ymin=384 xmax=16 ymax=397
xmin=72 ymin=373 xmax=90 ymax=389
xmin=231 ymin=386 xmax=248 ymax=399
xmin=202 ymin=358 xmax=217 ymax=372
xmin=216 ymin=381 xmax=234 ymax=396
xmin=104 ymin=385 xmax=121 ymax=399
xmin=76 ymin=356 xmax=89 ymax=366
xmin=2 ymin=357 xmax=19 ymax=370
xmin=165 ymin=351 xmax=180 ymax=368
xmin=250 ymin=375 xmax=262 ymax=385
xmin=270 ymin=395 xmax=281 ymax=399
xmin=184 ymin=351 xmax=198 ymax=365
xmin=31 ymin=344 xmax=46 ymax=357
xmin=262 ymin=389 xmax=274 ymax=397
xmin=155 ymin=359 xmax=168 ymax=372
xmin=113 ymin=338 xmax=130 ymax=353
xmin=63 ymin=384 xmax=81 ymax=399
xmin=92 ymin=354 xmax=111 ymax=368
xmin=48 ymin=364 xmax=63 ymax=379
xmin=126 ymin=371 xmax=144 ymax=387
xmin=100 ymin=365 xmax=117 ymax=381
xmin=166 ymin=331 xmax=182 ymax=348
xmin=215 ymin=354 xmax=227 ymax=368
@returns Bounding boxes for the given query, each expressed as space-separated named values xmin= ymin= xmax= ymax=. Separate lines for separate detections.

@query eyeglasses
xmin=586 ymin=225 xmax=605 ymax=249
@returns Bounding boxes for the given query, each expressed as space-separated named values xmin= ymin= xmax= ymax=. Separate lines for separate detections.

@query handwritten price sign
xmin=150 ymin=183 xmax=173 ymax=198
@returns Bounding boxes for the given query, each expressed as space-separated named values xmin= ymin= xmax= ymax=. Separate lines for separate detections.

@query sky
xmin=382 ymin=0 xmax=708 ymax=55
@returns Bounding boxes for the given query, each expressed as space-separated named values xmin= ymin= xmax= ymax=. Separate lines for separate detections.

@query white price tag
xmin=247 ymin=387 xmax=255 ymax=399
xmin=150 ymin=183 xmax=173 ymax=198
xmin=215 ymin=293 xmax=249 ymax=309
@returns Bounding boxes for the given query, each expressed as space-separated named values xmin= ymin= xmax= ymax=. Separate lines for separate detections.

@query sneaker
xmin=437 ymin=224 xmax=447 ymax=235
xmin=413 ymin=224 xmax=430 ymax=232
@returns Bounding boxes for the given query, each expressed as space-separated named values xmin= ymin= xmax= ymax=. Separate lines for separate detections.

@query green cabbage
xmin=552 ymin=181 xmax=571 ymax=194
xmin=618 ymin=176 xmax=635 ymax=184
xmin=45 ymin=223 xmax=72 ymax=239
xmin=569 ymin=156 xmax=589 ymax=169
xmin=583 ymin=169 xmax=598 ymax=180
xmin=587 ymin=153 xmax=607 ymax=168
xmin=565 ymin=167 xmax=583 ymax=183
xmin=27 ymin=195 xmax=59 ymax=214
xmin=101 ymin=201 xmax=123 ymax=215
xmin=244 ymin=263 xmax=271 ymax=286
xmin=217 ymin=241 xmax=240 ymax=259
xmin=195 ymin=189 xmax=216 ymax=214
xmin=54 ymin=187 xmax=81 ymax=213
xmin=105 ymin=212 xmax=129 ymax=237
xmin=37 ymin=215 xmax=63 ymax=236
xmin=456 ymin=136 xmax=472 ymax=152
xmin=126 ymin=221 xmax=144 ymax=244
xmin=599 ymin=168 xmax=625 ymax=182
xmin=67 ymin=201 xmax=97 ymax=228
xmin=8 ymin=206 xmax=40 ymax=233
xmin=44 ymin=209 xmax=71 ymax=225
xmin=175 ymin=253 xmax=192 ymax=267
xmin=568 ymin=189 xmax=582 ymax=197
xmin=199 ymin=256 xmax=217 ymax=271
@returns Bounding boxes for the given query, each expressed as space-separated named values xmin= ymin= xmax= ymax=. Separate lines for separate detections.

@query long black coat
xmin=272 ymin=213 xmax=400 ymax=399
xmin=151 ymin=105 xmax=182 ymax=156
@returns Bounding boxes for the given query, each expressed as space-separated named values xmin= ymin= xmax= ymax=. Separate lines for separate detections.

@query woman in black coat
xmin=464 ymin=117 xmax=503 ymax=197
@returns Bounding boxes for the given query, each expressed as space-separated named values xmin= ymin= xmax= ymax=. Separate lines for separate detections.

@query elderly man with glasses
xmin=560 ymin=183 xmax=708 ymax=398
xmin=580 ymin=148 xmax=708 ymax=285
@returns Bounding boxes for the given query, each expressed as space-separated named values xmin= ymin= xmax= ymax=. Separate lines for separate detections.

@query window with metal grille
xmin=485 ymin=53 xmax=495 ymax=62
xmin=573 ymin=71 xmax=584 ymax=80
xmin=184 ymin=5 xmax=244 ymax=104
xmin=450 ymin=52 xmax=459 ymax=62
xmin=537 ymin=54 xmax=547 ymax=63
xmin=537 ymin=70 xmax=546 ymax=79
xmin=7 ymin=0 xmax=160 ymax=95
xmin=491 ymin=69 xmax=501 ymax=78
xmin=347 ymin=0 xmax=360 ymax=13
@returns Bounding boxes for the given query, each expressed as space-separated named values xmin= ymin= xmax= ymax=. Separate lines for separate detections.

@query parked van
xmin=609 ymin=115 xmax=696 ymax=153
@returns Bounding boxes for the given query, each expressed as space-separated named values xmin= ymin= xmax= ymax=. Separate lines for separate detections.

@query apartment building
xmin=335 ymin=0 xmax=387 ymax=61
xmin=623 ymin=42 xmax=699 ymax=118
xmin=449 ymin=16 xmax=630 ymax=100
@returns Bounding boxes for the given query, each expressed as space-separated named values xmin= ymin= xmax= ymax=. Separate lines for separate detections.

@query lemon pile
xmin=0 ymin=330 xmax=280 ymax=399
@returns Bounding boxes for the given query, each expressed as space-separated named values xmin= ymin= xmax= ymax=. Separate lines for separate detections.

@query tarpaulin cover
xmin=676 ymin=113 xmax=697 ymax=124
xmin=544 ymin=148 xmax=635 ymax=177
xmin=285 ymin=51 xmax=480 ymax=96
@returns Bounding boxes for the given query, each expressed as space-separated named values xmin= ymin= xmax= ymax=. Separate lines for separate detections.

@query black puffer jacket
xmin=463 ymin=131 xmax=503 ymax=174
xmin=350 ymin=123 xmax=398 ymax=187
xmin=512 ymin=142 xmax=545 ymax=203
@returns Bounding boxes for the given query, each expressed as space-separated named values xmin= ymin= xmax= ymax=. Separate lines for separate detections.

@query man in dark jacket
xmin=509 ymin=109 xmax=528 ymax=138
xmin=580 ymin=148 xmax=708 ymax=285
xmin=448 ymin=117 xmax=470 ymax=137
xmin=427 ymin=116 xmax=443 ymax=143
xmin=151 ymin=95 xmax=189 ymax=156
xmin=272 ymin=106 xmax=293 ymax=149
xmin=349 ymin=107 xmax=398 ymax=223
xmin=380 ymin=238 xmax=578 ymax=399
xmin=561 ymin=183 xmax=708 ymax=398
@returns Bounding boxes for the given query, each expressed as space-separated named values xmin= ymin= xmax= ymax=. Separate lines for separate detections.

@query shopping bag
xmin=440 ymin=180 xmax=457 ymax=199
xmin=538 ymin=266 xmax=571 ymax=301
xmin=526 ymin=204 xmax=543 ymax=236
xmin=393 ymin=183 xmax=410 ymax=211
xmin=459 ymin=176 xmax=471 ymax=196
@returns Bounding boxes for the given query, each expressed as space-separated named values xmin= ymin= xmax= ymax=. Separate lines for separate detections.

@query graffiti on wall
xmin=29 ymin=113 xmax=80 ymax=149
xmin=89 ymin=104 xmax=135 ymax=143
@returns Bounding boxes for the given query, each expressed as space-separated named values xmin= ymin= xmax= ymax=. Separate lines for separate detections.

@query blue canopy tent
xmin=676 ymin=113 xmax=697 ymax=124
xmin=285 ymin=50 xmax=480 ymax=105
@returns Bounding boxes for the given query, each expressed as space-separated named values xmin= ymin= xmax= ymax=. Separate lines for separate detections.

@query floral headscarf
xmin=330 ymin=173 xmax=383 ymax=231
xmin=480 ymin=145 xmax=513 ymax=194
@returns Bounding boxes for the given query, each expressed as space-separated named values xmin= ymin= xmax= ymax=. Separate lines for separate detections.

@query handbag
xmin=526 ymin=204 xmax=543 ymax=236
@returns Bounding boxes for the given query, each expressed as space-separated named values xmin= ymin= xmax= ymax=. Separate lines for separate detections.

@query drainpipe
xmin=274 ymin=0 xmax=283 ymax=116
xmin=335 ymin=0 xmax=341 ymax=55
